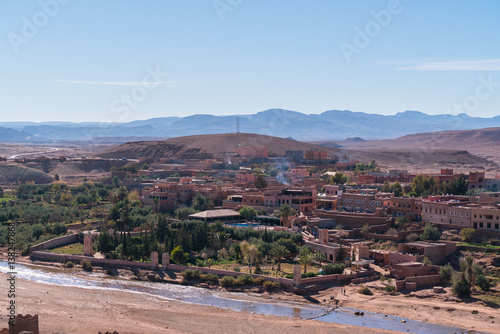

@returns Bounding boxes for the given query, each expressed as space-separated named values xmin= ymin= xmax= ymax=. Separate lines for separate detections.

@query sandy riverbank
xmin=309 ymin=281 xmax=499 ymax=334
xmin=0 ymin=272 xmax=398 ymax=334
xmin=2 ymin=256 xmax=498 ymax=333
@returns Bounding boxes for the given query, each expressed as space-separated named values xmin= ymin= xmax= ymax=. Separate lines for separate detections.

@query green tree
xmin=254 ymin=174 xmax=268 ymax=189
xmin=420 ymin=223 xmax=441 ymax=241
xmin=331 ymin=172 xmax=348 ymax=185
xmin=240 ymin=241 xmax=258 ymax=272
xmin=274 ymin=204 xmax=297 ymax=227
xmin=157 ymin=214 xmax=168 ymax=242
xmin=171 ymin=246 xmax=188 ymax=264
xmin=459 ymin=228 xmax=476 ymax=243
xmin=314 ymin=251 xmax=326 ymax=266
xmin=395 ymin=216 xmax=409 ymax=229
xmin=461 ymin=256 xmax=477 ymax=289
xmin=175 ymin=206 xmax=197 ymax=220
xmin=239 ymin=206 xmax=257 ymax=220
xmin=449 ymin=174 xmax=468 ymax=195
xmin=453 ymin=272 xmax=471 ymax=297
xmin=191 ymin=194 xmax=213 ymax=211
xmin=269 ymin=243 xmax=290 ymax=272
xmin=299 ymin=246 xmax=313 ymax=274
xmin=391 ymin=182 xmax=403 ymax=197
xmin=98 ymin=229 xmax=113 ymax=254
xmin=336 ymin=245 xmax=346 ymax=262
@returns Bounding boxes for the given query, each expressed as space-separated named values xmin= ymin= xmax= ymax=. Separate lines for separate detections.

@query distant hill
xmin=98 ymin=133 xmax=339 ymax=160
xmin=2 ymin=109 xmax=500 ymax=142
xmin=0 ymin=127 xmax=30 ymax=142
xmin=0 ymin=163 xmax=54 ymax=184
xmin=327 ymin=127 xmax=500 ymax=168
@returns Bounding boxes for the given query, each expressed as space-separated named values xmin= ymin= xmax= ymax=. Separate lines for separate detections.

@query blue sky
xmin=1 ymin=0 xmax=499 ymax=122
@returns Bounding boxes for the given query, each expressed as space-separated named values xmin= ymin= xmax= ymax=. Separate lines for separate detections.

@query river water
xmin=0 ymin=261 xmax=469 ymax=333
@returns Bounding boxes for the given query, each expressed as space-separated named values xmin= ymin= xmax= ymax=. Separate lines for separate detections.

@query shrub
xmin=81 ymin=260 xmax=93 ymax=272
xmin=439 ymin=263 xmax=453 ymax=284
xmin=181 ymin=269 xmax=201 ymax=280
xmin=322 ymin=263 xmax=345 ymax=275
xmin=263 ymin=280 xmax=281 ymax=291
xmin=285 ymin=274 xmax=293 ymax=279
xmin=263 ymin=280 xmax=273 ymax=291
xmin=220 ymin=275 xmax=236 ymax=287
xmin=203 ymin=273 xmax=219 ymax=285
xmin=385 ymin=285 xmax=396 ymax=293
xmin=406 ymin=233 xmax=419 ymax=242
xmin=477 ymin=274 xmax=490 ymax=291
xmin=452 ymin=274 xmax=471 ymax=297
xmin=195 ymin=259 xmax=204 ymax=267
xmin=254 ymin=277 xmax=266 ymax=285
xmin=64 ymin=261 xmax=74 ymax=268
xmin=357 ymin=286 xmax=373 ymax=295
xmin=385 ymin=228 xmax=398 ymax=236
xmin=302 ymin=272 xmax=317 ymax=278
xmin=236 ymin=274 xmax=254 ymax=286
xmin=254 ymin=263 xmax=263 ymax=275
xmin=471 ymin=310 xmax=479 ymax=314
xmin=233 ymin=266 xmax=240 ymax=272
xmin=380 ymin=275 xmax=386 ymax=282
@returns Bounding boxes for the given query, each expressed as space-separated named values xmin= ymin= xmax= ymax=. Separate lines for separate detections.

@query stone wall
xmin=8 ymin=314 xmax=39 ymax=334
xmin=29 ymin=234 xmax=79 ymax=254
xmin=395 ymin=275 xmax=442 ymax=291
xmin=30 ymin=252 xmax=153 ymax=270
xmin=405 ymin=275 xmax=442 ymax=287
xmin=315 ymin=210 xmax=390 ymax=229
xmin=30 ymin=250 xmax=375 ymax=287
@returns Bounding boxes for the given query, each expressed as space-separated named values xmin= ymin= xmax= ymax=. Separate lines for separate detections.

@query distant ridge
xmin=1 ymin=109 xmax=500 ymax=142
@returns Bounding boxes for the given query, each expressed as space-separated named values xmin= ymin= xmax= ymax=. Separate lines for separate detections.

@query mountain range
xmin=1 ymin=109 xmax=500 ymax=142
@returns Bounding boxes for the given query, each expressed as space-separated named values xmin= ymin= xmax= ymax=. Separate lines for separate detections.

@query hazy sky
xmin=1 ymin=0 xmax=500 ymax=122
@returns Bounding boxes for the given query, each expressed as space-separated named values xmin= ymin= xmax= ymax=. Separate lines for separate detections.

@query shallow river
xmin=0 ymin=261 xmax=468 ymax=333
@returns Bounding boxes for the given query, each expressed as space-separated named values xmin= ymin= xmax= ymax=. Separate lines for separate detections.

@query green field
xmin=49 ymin=243 xmax=84 ymax=255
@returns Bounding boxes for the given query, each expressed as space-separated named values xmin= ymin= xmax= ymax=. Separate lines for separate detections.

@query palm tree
xmin=275 ymin=204 xmax=297 ymax=227
xmin=153 ymin=198 xmax=159 ymax=214
xmin=315 ymin=252 xmax=326 ymax=266
xmin=462 ymin=256 xmax=477 ymax=290
xmin=270 ymin=244 xmax=290 ymax=272
xmin=299 ymin=246 xmax=313 ymax=274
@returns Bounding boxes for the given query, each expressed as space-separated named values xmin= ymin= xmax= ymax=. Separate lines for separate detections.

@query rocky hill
xmin=319 ymin=127 xmax=500 ymax=167
xmin=0 ymin=163 xmax=54 ymax=184
xmin=98 ymin=133 xmax=339 ymax=160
